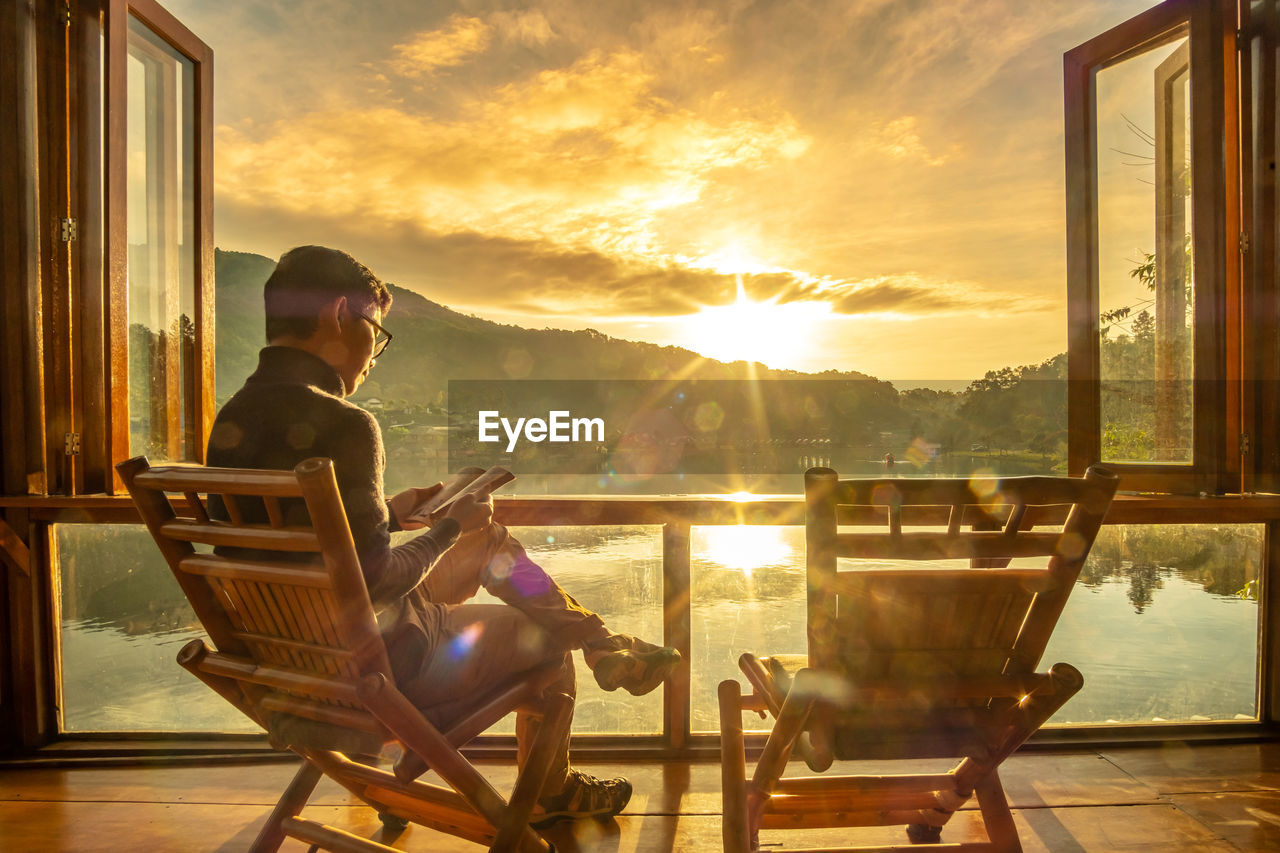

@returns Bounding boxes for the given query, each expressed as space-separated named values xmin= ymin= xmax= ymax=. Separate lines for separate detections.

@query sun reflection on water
xmin=696 ymin=524 xmax=796 ymax=578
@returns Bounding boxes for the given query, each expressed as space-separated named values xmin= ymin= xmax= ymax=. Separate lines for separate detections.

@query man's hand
xmin=445 ymin=492 xmax=493 ymax=534
xmin=388 ymin=484 xmax=444 ymax=531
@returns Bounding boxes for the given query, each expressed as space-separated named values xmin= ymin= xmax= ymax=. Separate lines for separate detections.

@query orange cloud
xmin=390 ymin=15 xmax=491 ymax=77
xmin=216 ymin=47 xmax=810 ymax=264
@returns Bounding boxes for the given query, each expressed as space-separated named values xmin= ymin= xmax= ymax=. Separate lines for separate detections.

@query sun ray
xmin=681 ymin=271 xmax=830 ymax=369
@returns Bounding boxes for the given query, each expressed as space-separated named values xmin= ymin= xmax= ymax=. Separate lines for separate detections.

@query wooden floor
xmin=2 ymin=743 xmax=1280 ymax=851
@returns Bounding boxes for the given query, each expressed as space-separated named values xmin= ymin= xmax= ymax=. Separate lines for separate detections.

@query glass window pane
xmin=1095 ymin=34 xmax=1194 ymax=464
xmin=61 ymin=522 xmax=662 ymax=735
xmin=1046 ymin=524 xmax=1260 ymax=724
xmin=57 ymin=524 xmax=255 ymax=732
xmin=393 ymin=525 xmax=665 ymax=735
xmin=126 ymin=16 xmax=196 ymax=461
xmin=690 ymin=525 xmax=806 ymax=733
xmin=691 ymin=524 xmax=1259 ymax=731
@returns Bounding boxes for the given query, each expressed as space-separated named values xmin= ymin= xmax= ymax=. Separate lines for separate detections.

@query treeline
xmin=896 ymin=354 xmax=1068 ymax=464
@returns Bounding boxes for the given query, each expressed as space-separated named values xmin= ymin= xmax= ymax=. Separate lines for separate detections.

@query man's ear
xmin=318 ymin=295 xmax=346 ymax=337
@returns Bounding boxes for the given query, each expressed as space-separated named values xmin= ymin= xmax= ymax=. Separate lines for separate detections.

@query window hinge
xmin=1241 ymin=433 xmax=1251 ymax=456
xmin=61 ymin=0 xmax=71 ymax=28
xmin=60 ymin=217 xmax=77 ymax=242
xmin=1239 ymin=231 xmax=1250 ymax=254
xmin=64 ymin=432 xmax=80 ymax=456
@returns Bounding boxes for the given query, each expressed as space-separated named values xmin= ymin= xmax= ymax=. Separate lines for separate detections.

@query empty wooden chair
xmin=118 ymin=455 xmax=574 ymax=853
xmin=718 ymin=465 xmax=1118 ymax=852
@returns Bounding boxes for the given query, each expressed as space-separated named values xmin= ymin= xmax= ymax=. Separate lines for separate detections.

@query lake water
xmin=58 ymin=522 xmax=1260 ymax=734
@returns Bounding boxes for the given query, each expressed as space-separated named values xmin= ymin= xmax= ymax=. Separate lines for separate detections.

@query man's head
xmin=264 ymin=246 xmax=392 ymax=395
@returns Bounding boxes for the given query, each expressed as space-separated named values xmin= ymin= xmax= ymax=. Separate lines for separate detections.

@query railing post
xmin=663 ymin=520 xmax=692 ymax=750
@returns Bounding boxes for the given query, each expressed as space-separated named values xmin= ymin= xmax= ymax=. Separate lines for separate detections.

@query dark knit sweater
xmin=206 ymin=346 xmax=459 ymax=650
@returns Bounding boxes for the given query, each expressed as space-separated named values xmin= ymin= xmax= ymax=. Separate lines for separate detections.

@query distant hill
xmin=214 ymin=249 xmax=279 ymax=400
xmin=214 ymin=248 xmax=888 ymax=405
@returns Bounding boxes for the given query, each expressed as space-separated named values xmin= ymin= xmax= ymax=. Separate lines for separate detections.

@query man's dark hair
xmin=263 ymin=245 xmax=392 ymax=341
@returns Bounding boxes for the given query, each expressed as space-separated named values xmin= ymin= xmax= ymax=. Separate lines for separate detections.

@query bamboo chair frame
xmin=118 ymin=455 xmax=573 ymax=853
xmin=719 ymin=465 xmax=1119 ymax=853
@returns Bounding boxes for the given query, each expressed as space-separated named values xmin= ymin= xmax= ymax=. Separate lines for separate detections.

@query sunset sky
xmin=166 ymin=0 xmax=1160 ymax=381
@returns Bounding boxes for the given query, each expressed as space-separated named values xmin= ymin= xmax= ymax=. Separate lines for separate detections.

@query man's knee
xmin=422 ymin=523 xmax=512 ymax=604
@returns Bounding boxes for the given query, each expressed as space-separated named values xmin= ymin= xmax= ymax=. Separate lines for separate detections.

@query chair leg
xmin=359 ymin=674 xmax=512 ymax=834
xmin=750 ymin=672 xmax=814 ymax=793
xmin=249 ymin=759 xmax=323 ymax=853
xmin=719 ymin=680 xmax=752 ymax=852
xmin=492 ymin=692 xmax=573 ymax=853
xmin=974 ymin=769 xmax=1022 ymax=853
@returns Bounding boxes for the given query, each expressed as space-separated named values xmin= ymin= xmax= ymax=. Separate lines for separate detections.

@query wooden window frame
xmin=5 ymin=0 xmax=1279 ymax=756
xmin=103 ymin=0 xmax=214 ymax=492
xmin=1242 ymin=0 xmax=1279 ymax=493
xmin=1065 ymin=0 xmax=1240 ymax=494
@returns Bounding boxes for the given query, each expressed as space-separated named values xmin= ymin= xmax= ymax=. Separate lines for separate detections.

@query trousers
xmin=392 ymin=522 xmax=607 ymax=792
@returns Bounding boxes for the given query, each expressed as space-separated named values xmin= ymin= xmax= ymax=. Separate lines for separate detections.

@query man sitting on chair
xmin=207 ymin=245 xmax=679 ymax=825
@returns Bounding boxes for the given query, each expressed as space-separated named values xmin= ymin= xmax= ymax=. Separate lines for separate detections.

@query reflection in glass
xmin=126 ymin=17 xmax=196 ymax=461
xmin=1045 ymin=524 xmax=1260 ymax=724
xmin=691 ymin=525 xmax=807 ymax=733
xmin=691 ymin=524 xmax=1259 ymax=731
xmin=60 ymin=522 xmax=663 ymax=735
xmin=58 ymin=519 xmax=1258 ymax=732
xmin=1095 ymin=34 xmax=1194 ymax=463
xmin=58 ymin=524 xmax=255 ymax=732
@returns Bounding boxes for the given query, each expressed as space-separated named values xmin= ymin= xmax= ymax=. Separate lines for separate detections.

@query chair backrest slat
xmin=179 ymin=554 xmax=332 ymax=588
xmin=221 ymin=493 xmax=245 ymax=525
xmin=835 ymin=531 xmax=1064 ymax=561
xmin=135 ymin=465 xmax=309 ymax=496
xmin=946 ymin=503 xmax=963 ymax=536
xmin=828 ymin=568 xmax=1052 ymax=595
xmin=231 ymin=630 xmax=355 ymax=661
xmin=263 ymin=495 xmax=285 ymax=528
xmin=184 ymin=491 xmax=210 ymax=523
xmin=1002 ymin=502 xmax=1027 ymax=538
xmin=836 ymin=648 xmax=1021 ymax=681
xmin=160 ymin=519 xmax=321 ymax=552
xmin=834 ymin=475 xmax=1100 ymax=508
xmin=305 ymin=587 xmax=343 ymax=648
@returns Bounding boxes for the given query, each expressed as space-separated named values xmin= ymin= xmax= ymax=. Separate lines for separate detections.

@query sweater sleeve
xmin=366 ymin=517 xmax=462 ymax=603
xmin=330 ymin=406 xmax=462 ymax=604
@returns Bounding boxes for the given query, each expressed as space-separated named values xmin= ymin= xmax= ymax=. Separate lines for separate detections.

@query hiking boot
xmin=585 ymin=634 xmax=682 ymax=696
xmin=532 ymin=769 xmax=632 ymax=827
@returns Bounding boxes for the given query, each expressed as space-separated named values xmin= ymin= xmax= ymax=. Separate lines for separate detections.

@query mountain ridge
xmin=214 ymin=248 xmax=886 ymax=405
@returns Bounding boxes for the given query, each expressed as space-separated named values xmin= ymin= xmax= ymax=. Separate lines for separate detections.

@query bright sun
xmin=683 ymin=278 xmax=829 ymax=369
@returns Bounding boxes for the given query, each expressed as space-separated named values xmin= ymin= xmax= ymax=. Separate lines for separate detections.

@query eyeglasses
xmin=353 ymin=310 xmax=393 ymax=359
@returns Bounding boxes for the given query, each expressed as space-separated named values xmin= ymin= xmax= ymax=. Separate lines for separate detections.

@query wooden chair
xmin=718 ymin=465 xmax=1119 ymax=852
xmin=118 ymin=455 xmax=574 ymax=853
